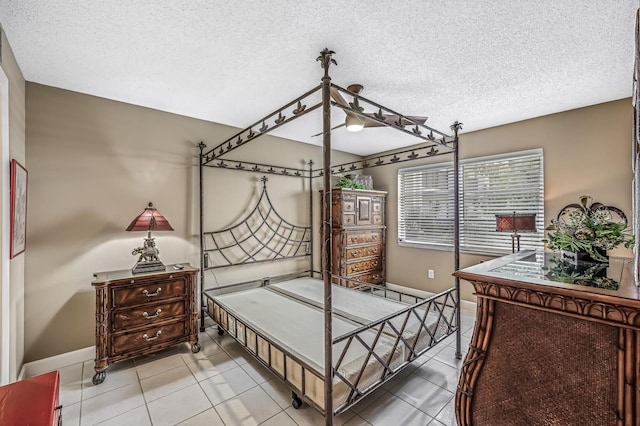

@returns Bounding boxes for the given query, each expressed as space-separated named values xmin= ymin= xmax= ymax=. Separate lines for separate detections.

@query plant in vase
xmin=336 ymin=176 xmax=366 ymax=190
xmin=543 ymin=257 xmax=619 ymax=290
xmin=543 ymin=195 xmax=635 ymax=262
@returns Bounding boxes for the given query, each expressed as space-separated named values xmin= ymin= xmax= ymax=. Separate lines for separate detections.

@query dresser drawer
xmin=112 ymin=300 xmax=186 ymax=332
xmin=342 ymin=214 xmax=356 ymax=226
xmin=112 ymin=279 xmax=186 ymax=308
xmin=346 ymin=245 xmax=382 ymax=260
xmin=111 ymin=321 xmax=186 ymax=356
xmin=353 ymin=271 xmax=384 ymax=285
xmin=346 ymin=257 xmax=382 ymax=275
xmin=345 ymin=230 xmax=382 ymax=246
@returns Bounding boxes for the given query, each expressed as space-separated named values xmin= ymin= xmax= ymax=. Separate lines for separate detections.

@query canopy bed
xmin=197 ymin=49 xmax=463 ymax=425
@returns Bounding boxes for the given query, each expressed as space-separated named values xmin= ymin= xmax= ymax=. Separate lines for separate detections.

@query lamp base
xmin=131 ymin=260 xmax=166 ymax=274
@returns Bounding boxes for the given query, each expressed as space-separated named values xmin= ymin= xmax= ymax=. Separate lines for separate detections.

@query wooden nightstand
xmin=91 ymin=264 xmax=199 ymax=384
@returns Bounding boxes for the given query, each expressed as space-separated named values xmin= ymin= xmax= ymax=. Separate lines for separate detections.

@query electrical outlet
xmin=428 ymin=269 xmax=435 ymax=279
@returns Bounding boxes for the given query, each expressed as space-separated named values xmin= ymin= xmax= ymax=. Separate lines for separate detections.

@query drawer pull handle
xmin=142 ymin=330 xmax=162 ymax=341
xmin=373 ymin=261 xmax=379 ymax=267
xmin=372 ymin=235 xmax=378 ymax=240
xmin=351 ymin=237 xmax=358 ymax=242
xmin=373 ymin=274 xmax=380 ymax=280
xmin=351 ymin=250 xmax=359 ymax=257
xmin=143 ymin=309 xmax=162 ymax=320
xmin=143 ymin=288 xmax=162 ymax=297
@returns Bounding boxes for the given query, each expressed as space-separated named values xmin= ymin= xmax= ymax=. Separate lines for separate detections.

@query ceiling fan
xmin=311 ymin=84 xmax=428 ymax=137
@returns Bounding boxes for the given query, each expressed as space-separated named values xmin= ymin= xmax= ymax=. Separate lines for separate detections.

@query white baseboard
xmin=21 ymin=346 xmax=95 ymax=378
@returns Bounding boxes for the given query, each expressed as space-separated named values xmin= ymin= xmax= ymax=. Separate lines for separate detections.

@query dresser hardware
xmin=142 ymin=330 xmax=162 ymax=341
xmin=130 ymin=280 xmax=135 ymax=284
xmin=373 ymin=261 xmax=379 ymax=266
xmin=143 ymin=287 xmax=162 ymax=297
xmin=372 ymin=247 xmax=378 ymax=253
xmin=143 ymin=309 xmax=162 ymax=319
xmin=352 ymin=250 xmax=359 ymax=256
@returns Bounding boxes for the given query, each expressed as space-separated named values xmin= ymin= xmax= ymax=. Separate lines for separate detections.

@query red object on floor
xmin=0 ymin=370 xmax=61 ymax=425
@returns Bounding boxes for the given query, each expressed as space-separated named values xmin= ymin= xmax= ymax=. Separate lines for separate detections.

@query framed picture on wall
xmin=10 ymin=159 xmax=28 ymax=258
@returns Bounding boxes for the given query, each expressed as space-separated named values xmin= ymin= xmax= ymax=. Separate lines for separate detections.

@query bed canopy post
xmin=309 ymin=160 xmax=314 ymax=276
xmin=451 ymin=121 xmax=463 ymax=359
xmin=198 ymin=141 xmax=207 ymax=332
xmin=317 ymin=47 xmax=336 ymax=425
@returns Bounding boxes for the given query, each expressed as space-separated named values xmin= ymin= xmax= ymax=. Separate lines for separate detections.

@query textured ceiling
xmin=0 ymin=1 xmax=637 ymax=156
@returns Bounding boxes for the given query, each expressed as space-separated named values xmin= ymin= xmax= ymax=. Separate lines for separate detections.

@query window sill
xmin=398 ymin=240 xmax=523 ymax=258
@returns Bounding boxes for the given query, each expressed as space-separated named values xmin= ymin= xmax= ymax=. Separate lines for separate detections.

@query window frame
xmin=398 ymin=148 xmax=544 ymax=255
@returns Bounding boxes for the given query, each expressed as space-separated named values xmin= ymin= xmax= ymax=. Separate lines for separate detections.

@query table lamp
xmin=126 ymin=202 xmax=174 ymax=274
xmin=495 ymin=212 xmax=537 ymax=253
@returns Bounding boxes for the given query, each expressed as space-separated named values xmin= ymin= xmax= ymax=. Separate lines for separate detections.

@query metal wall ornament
xmin=544 ymin=195 xmax=634 ymax=263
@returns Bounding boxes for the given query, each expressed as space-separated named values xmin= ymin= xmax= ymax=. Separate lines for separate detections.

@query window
xmin=398 ymin=149 xmax=544 ymax=254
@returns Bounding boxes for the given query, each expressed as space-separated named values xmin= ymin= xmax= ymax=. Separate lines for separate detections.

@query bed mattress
xmin=269 ymin=277 xmax=453 ymax=356
xmin=211 ymin=287 xmax=404 ymax=409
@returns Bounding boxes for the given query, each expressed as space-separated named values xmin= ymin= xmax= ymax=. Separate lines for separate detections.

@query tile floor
xmin=43 ymin=312 xmax=475 ymax=426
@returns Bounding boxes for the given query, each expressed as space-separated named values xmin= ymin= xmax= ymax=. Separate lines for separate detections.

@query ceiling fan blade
xmin=363 ymin=114 xmax=428 ymax=128
xmin=330 ymin=87 xmax=350 ymax=109
xmin=310 ymin=123 xmax=346 ymax=137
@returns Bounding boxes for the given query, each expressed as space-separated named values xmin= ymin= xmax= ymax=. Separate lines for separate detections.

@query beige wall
xmin=24 ymin=83 xmax=359 ymax=361
xmin=1 ymin=28 xmax=26 ymax=381
xmin=367 ymin=99 xmax=633 ymax=302
xmin=23 ymin=84 xmax=633 ymax=361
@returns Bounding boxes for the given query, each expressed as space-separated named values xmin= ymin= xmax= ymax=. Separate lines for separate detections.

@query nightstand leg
xmin=92 ymin=369 xmax=106 ymax=385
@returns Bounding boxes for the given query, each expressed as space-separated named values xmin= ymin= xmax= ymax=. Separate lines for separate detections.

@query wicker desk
xmin=454 ymin=250 xmax=639 ymax=426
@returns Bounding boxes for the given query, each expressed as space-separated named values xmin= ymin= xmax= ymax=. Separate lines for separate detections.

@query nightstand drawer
xmin=346 ymin=230 xmax=382 ymax=245
xmin=111 ymin=321 xmax=186 ymax=356
xmin=112 ymin=300 xmax=186 ymax=332
xmin=112 ymin=279 xmax=186 ymax=308
xmin=346 ymin=244 xmax=382 ymax=260
xmin=346 ymin=257 xmax=382 ymax=274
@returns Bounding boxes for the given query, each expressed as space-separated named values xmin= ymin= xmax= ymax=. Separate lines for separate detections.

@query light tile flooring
xmin=44 ymin=313 xmax=475 ymax=426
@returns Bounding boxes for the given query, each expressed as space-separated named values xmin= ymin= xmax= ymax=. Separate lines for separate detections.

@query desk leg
xmin=456 ymin=296 xmax=495 ymax=426
xmin=619 ymin=328 xmax=640 ymax=425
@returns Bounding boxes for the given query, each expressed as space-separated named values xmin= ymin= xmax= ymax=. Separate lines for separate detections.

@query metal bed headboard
xmin=201 ymin=176 xmax=311 ymax=270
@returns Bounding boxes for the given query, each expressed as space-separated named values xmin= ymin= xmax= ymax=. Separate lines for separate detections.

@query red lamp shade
xmin=495 ymin=213 xmax=537 ymax=233
xmin=495 ymin=212 xmax=537 ymax=253
xmin=126 ymin=202 xmax=173 ymax=232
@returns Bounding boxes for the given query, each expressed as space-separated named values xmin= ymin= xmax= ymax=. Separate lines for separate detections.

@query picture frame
xmin=10 ymin=159 xmax=27 ymax=259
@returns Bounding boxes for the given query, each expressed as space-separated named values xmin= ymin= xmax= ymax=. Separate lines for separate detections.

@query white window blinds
xmin=398 ymin=149 xmax=544 ymax=254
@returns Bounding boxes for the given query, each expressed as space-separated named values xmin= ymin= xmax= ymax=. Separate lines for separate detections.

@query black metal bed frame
xmin=198 ymin=48 xmax=463 ymax=426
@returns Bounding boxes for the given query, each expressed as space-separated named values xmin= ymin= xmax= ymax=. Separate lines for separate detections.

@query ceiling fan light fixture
xmin=345 ymin=115 xmax=364 ymax=132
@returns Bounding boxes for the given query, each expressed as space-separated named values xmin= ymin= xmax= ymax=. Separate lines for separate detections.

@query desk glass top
xmin=490 ymin=251 xmax=627 ymax=291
